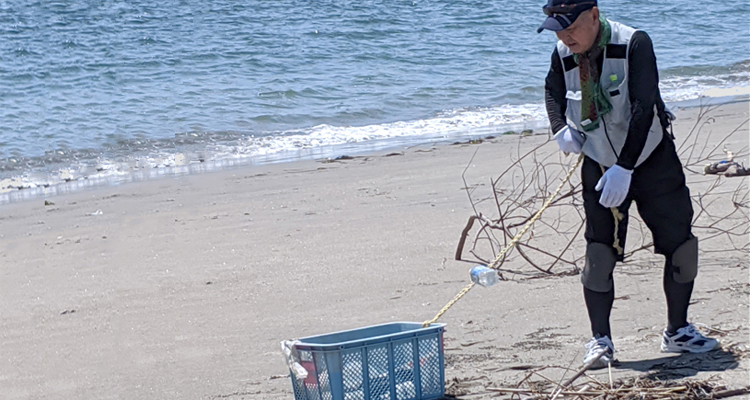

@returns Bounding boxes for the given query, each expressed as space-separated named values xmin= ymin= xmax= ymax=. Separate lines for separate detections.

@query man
xmin=538 ymin=0 xmax=719 ymax=368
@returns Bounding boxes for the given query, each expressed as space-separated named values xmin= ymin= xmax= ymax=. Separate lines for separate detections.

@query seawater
xmin=1 ymin=0 xmax=748 ymax=202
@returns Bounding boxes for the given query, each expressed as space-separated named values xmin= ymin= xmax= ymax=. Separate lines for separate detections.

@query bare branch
xmin=456 ymin=106 xmax=749 ymax=277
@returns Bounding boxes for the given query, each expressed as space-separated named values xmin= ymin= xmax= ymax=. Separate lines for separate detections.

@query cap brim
xmin=537 ymin=16 xmax=565 ymax=33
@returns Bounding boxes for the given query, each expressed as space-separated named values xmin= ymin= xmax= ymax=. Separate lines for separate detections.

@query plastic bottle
xmin=470 ymin=265 xmax=499 ymax=287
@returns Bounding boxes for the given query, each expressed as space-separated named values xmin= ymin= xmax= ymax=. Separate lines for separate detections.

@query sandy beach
xmin=1 ymin=102 xmax=748 ymax=400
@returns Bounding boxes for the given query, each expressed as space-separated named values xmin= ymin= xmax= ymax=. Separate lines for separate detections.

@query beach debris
xmin=703 ymin=148 xmax=749 ymax=177
xmin=486 ymin=380 xmax=750 ymax=399
xmin=692 ymin=323 xmax=742 ymax=337
xmin=443 ymin=343 xmax=750 ymax=400
xmin=44 ymin=200 xmax=55 ymax=206
xmin=452 ymin=139 xmax=483 ymax=145
xmin=60 ymin=309 xmax=76 ymax=315
xmin=88 ymin=209 xmax=103 ymax=216
xmin=719 ymin=164 xmax=749 ymax=177
xmin=322 ymin=155 xmax=356 ymax=163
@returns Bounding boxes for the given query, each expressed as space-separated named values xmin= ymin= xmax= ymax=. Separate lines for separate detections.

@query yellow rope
xmin=598 ymin=165 xmax=624 ymax=256
xmin=611 ymin=208 xmax=624 ymax=256
xmin=423 ymin=153 xmax=585 ymax=327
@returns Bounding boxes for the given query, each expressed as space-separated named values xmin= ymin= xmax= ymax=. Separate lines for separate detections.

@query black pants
xmin=582 ymin=135 xmax=695 ymax=338
xmin=582 ymin=135 xmax=693 ymax=258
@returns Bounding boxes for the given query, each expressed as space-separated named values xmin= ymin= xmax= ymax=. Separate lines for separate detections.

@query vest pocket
xmin=604 ymin=81 xmax=629 ymax=130
xmin=565 ymin=90 xmax=583 ymax=131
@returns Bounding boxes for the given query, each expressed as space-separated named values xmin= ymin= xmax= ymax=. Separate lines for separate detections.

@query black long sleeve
xmin=544 ymin=47 xmax=568 ymax=135
xmin=617 ymin=31 xmax=660 ymax=170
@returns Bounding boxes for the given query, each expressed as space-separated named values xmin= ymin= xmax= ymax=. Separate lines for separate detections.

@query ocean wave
xmin=659 ymin=59 xmax=750 ymax=102
xmin=0 ymin=102 xmax=550 ymax=203
xmin=245 ymin=103 xmax=549 ymax=156
xmin=1 ymin=78 xmax=747 ymax=205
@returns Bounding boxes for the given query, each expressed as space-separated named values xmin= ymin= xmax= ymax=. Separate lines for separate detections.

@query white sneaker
xmin=583 ymin=336 xmax=615 ymax=369
xmin=661 ymin=323 xmax=720 ymax=353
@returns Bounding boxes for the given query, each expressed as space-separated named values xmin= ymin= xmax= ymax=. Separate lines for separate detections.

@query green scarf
xmin=575 ymin=16 xmax=612 ymax=132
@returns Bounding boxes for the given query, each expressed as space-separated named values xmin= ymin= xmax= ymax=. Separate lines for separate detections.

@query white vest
xmin=557 ymin=20 xmax=664 ymax=168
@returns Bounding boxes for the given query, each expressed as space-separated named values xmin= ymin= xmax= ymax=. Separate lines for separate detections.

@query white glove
xmin=595 ymin=164 xmax=633 ymax=208
xmin=554 ymin=126 xmax=585 ymax=154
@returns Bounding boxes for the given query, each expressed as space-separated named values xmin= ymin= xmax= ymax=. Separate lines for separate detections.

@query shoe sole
xmin=660 ymin=342 xmax=721 ymax=354
xmin=585 ymin=357 xmax=614 ymax=370
xmin=587 ymin=361 xmax=608 ymax=370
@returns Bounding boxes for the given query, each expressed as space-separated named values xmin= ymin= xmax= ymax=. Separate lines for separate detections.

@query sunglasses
xmin=543 ymin=2 xmax=596 ymax=16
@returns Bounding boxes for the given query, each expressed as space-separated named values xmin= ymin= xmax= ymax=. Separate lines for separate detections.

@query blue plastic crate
xmin=289 ymin=322 xmax=446 ymax=400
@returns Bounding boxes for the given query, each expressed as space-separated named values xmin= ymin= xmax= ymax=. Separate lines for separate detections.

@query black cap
xmin=537 ymin=0 xmax=597 ymax=33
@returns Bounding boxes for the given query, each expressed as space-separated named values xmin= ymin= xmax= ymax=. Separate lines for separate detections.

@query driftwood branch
xmin=473 ymin=343 xmax=750 ymax=400
xmin=456 ymin=105 xmax=750 ymax=276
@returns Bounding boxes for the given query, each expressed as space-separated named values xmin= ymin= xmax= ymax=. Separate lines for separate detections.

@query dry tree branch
xmin=456 ymin=106 xmax=749 ymax=276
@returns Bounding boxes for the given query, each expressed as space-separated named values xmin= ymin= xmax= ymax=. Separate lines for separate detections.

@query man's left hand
xmin=595 ymin=165 xmax=633 ymax=208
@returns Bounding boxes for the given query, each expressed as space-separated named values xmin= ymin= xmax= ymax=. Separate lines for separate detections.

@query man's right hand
xmin=554 ymin=126 xmax=585 ymax=154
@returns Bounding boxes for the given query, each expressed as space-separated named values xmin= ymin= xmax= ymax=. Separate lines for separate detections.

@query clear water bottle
xmin=470 ymin=265 xmax=499 ymax=287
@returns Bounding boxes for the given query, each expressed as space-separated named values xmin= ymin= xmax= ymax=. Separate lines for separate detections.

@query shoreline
xmin=1 ymin=95 xmax=748 ymax=206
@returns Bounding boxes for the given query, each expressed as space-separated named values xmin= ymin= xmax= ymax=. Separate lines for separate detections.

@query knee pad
xmin=581 ymin=243 xmax=618 ymax=292
xmin=671 ymin=236 xmax=698 ymax=283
